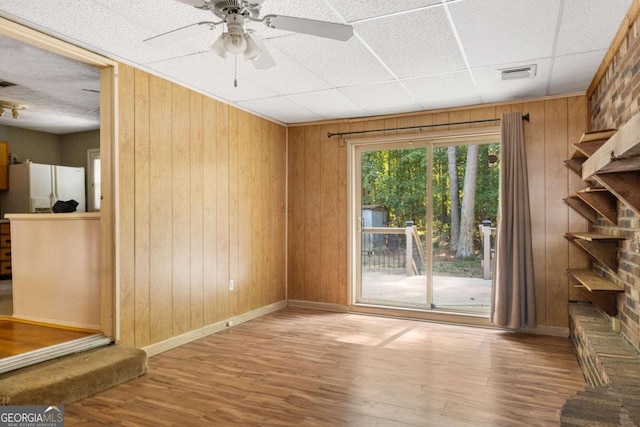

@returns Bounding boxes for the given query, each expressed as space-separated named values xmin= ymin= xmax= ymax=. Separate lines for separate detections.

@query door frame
xmin=347 ymin=127 xmax=501 ymax=317
xmin=0 ymin=18 xmax=118 ymax=339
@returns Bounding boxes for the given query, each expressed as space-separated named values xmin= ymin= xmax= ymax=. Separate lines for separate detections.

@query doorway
xmin=0 ymin=18 xmax=116 ymax=369
xmin=350 ymin=129 xmax=500 ymax=317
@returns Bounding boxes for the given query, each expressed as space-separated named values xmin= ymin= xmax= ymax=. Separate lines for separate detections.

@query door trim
xmin=346 ymin=126 xmax=500 ymax=316
xmin=0 ymin=18 xmax=118 ymax=340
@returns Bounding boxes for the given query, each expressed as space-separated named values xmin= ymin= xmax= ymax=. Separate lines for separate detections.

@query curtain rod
xmin=326 ymin=113 xmax=530 ymax=138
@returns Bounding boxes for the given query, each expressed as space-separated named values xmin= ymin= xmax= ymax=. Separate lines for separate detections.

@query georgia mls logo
xmin=0 ymin=405 xmax=64 ymax=427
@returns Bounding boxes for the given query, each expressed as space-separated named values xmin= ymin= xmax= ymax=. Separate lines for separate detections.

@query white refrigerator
xmin=0 ymin=162 xmax=86 ymax=216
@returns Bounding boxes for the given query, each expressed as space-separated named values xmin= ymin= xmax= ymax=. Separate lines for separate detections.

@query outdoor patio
xmin=361 ymin=271 xmax=492 ymax=315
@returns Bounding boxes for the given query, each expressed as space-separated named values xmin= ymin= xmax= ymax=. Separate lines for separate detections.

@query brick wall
xmin=588 ymin=13 xmax=640 ymax=353
xmin=590 ymin=18 xmax=640 ymax=130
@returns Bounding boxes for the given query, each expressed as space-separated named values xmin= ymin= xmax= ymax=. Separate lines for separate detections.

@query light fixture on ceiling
xmin=210 ymin=14 xmax=262 ymax=61
xmin=499 ymin=64 xmax=537 ymax=81
xmin=0 ymin=100 xmax=27 ymax=119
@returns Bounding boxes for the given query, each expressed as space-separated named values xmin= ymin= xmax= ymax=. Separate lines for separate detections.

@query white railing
xmin=478 ymin=222 xmax=497 ymax=279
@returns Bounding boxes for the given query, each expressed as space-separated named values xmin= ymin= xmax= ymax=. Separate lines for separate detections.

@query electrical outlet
xmin=229 ymin=279 xmax=234 ymax=291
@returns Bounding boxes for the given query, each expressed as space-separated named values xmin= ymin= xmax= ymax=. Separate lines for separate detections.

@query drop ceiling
xmin=0 ymin=0 xmax=632 ymax=133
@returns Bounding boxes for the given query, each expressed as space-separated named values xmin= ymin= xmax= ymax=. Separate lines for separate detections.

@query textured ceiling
xmin=0 ymin=0 xmax=632 ymax=133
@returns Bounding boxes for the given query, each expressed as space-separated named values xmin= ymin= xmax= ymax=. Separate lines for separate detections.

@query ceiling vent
xmin=499 ymin=64 xmax=537 ymax=81
xmin=0 ymin=80 xmax=16 ymax=88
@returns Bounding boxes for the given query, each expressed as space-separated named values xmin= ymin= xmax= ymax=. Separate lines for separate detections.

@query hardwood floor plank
xmin=66 ymin=308 xmax=585 ymax=426
xmin=0 ymin=320 xmax=94 ymax=357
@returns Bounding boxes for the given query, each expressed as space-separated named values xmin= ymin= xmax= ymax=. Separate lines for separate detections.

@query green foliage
xmin=361 ymin=142 xmax=500 ymax=251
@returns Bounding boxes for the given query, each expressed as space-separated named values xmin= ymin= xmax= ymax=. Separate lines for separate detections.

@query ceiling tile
xmin=339 ymin=81 xmax=423 ymax=116
xmin=234 ymin=41 xmax=332 ymax=96
xmin=555 ymin=0 xmax=632 ymax=56
xmin=354 ymin=6 xmax=466 ymax=79
xmin=268 ymin=34 xmax=393 ymax=87
xmin=284 ymin=89 xmax=368 ymax=120
xmin=549 ymin=51 xmax=606 ymax=94
xmin=402 ymin=71 xmax=482 ymax=110
xmin=448 ymin=0 xmax=561 ymax=68
xmin=0 ymin=0 xmax=211 ymax=65
xmin=237 ymin=97 xmax=323 ymax=124
xmin=326 ymin=0 xmax=441 ymax=22
xmin=148 ymin=52 xmax=276 ymax=103
xmin=472 ymin=59 xmax=552 ymax=103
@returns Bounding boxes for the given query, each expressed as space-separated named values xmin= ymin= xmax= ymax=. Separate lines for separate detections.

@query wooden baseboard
xmin=142 ymin=300 xmax=288 ymax=357
xmin=518 ymin=325 xmax=570 ymax=338
xmin=287 ymin=300 xmax=350 ymax=313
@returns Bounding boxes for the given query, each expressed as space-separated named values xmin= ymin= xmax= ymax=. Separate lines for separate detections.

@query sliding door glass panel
xmin=430 ymin=143 xmax=500 ymax=315
xmin=358 ymin=147 xmax=428 ymax=308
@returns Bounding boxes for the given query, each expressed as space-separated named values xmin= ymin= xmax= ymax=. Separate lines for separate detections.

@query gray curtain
xmin=490 ymin=112 xmax=536 ymax=329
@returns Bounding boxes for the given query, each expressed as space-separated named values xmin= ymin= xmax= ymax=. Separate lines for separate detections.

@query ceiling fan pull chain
xmin=234 ymin=54 xmax=238 ymax=87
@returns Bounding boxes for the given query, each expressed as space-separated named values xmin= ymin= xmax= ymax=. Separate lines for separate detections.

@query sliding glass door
xmin=353 ymin=139 xmax=500 ymax=315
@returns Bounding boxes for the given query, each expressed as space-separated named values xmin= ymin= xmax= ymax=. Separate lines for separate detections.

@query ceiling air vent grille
xmin=499 ymin=65 xmax=537 ymax=81
xmin=0 ymin=80 xmax=16 ymax=88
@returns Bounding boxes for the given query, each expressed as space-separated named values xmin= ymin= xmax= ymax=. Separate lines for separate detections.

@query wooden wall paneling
xmin=148 ymin=75 xmax=173 ymax=343
xmin=287 ymin=127 xmax=305 ymax=300
xmin=216 ymin=102 xmax=230 ymax=322
xmin=304 ymin=125 xmax=322 ymax=302
xmin=277 ymin=125 xmax=287 ymax=302
xmin=320 ymin=124 xmax=340 ymax=304
xmin=337 ymin=123 xmax=349 ymax=306
xmin=117 ymin=64 xmax=135 ymax=346
xmin=251 ymin=115 xmax=265 ymax=309
xmin=237 ymin=110 xmax=253 ymax=314
xmin=133 ymin=69 xmax=151 ymax=347
xmin=567 ymin=96 xmax=589 ymax=302
xmin=261 ymin=119 xmax=272 ymax=307
xmin=228 ymin=107 xmax=239 ymax=317
xmin=189 ymin=92 xmax=204 ymax=329
xmin=202 ymin=97 xmax=218 ymax=325
xmin=544 ymin=98 xmax=570 ymax=327
xmin=448 ymin=110 xmax=471 ymax=131
xmin=522 ymin=101 xmax=547 ymax=326
xmin=171 ymin=84 xmax=191 ymax=336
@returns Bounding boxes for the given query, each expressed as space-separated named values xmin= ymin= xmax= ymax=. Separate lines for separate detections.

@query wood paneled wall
xmin=288 ymin=96 xmax=588 ymax=328
xmin=116 ymin=64 xmax=286 ymax=347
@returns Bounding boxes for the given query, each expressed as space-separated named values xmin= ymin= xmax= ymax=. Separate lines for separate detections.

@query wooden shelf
xmin=567 ymin=268 xmax=623 ymax=316
xmin=579 ymin=129 xmax=617 ymax=143
xmin=564 ymin=152 xmax=587 ymax=176
xmin=564 ymin=188 xmax=617 ymax=225
xmin=564 ymin=233 xmax=624 ymax=272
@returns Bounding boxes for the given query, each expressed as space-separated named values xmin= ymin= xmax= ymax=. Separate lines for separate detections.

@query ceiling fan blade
xmin=263 ymin=15 xmax=353 ymax=41
xmin=249 ymin=35 xmax=276 ymax=69
xmin=174 ymin=0 xmax=208 ymax=7
xmin=144 ymin=22 xmax=215 ymax=47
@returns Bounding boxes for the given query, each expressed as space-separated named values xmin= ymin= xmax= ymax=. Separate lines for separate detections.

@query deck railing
xmin=361 ymin=222 xmax=425 ymax=275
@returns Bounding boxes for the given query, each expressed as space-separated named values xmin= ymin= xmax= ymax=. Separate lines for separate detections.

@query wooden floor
xmin=66 ymin=308 xmax=586 ymax=426
xmin=0 ymin=319 xmax=95 ymax=358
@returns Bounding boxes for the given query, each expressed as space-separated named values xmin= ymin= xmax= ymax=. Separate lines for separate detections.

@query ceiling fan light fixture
xmin=211 ymin=34 xmax=228 ymax=58
xmin=223 ymin=32 xmax=247 ymax=54
xmin=243 ymin=34 xmax=262 ymax=61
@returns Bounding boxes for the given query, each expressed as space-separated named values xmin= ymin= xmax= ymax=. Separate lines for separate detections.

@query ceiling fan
xmin=144 ymin=0 xmax=354 ymax=72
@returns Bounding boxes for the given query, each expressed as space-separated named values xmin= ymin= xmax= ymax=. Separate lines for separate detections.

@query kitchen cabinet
xmin=0 ymin=221 xmax=10 ymax=277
